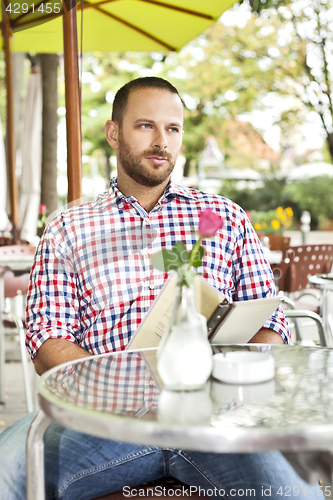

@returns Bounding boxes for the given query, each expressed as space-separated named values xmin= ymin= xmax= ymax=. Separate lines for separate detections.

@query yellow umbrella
xmin=4 ymin=0 xmax=236 ymax=52
xmin=1 ymin=0 xmax=236 ymax=232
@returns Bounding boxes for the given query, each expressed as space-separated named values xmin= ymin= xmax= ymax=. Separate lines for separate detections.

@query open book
xmin=127 ymin=272 xmax=281 ymax=350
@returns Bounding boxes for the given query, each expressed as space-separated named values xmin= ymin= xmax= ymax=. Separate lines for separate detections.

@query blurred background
xmin=1 ymin=0 xmax=333 ymax=243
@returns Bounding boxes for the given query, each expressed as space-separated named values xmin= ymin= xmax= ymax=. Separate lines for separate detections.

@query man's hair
xmin=111 ymin=76 xmax=183 ymax=125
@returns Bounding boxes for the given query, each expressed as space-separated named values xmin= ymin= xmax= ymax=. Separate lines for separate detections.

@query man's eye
xmin=169 ymin=127 xmax=180 ymax=133
xmin=141 ymin=123 xmax=152 ymax=129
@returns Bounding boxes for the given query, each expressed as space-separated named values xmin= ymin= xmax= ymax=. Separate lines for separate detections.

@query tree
xmin=78 ymin=0 xmax=333 ymax=175
xmin=40 ymin=54 xmax=59 ymax=215
xmin=239 ymin=0 xmax=333 ymax=163
xmin=239 ymin=0 xmax=292 ymax=14
xmin=272 ymin=0 xmax=333 ymax=162
xmin=158 ymin=10 xmax=289 ymax=170
xmin=160 ymin=0 xmax=333 ymax=166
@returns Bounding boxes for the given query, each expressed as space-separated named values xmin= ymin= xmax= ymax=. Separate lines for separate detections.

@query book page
xmin=127 ymin=273 xmax=224 ymax=350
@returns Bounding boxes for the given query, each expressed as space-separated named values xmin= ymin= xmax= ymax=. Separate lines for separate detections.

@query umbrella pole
xmin=62 ymin=0 xmax=82 ymax=205
xmin=1 ymin=2 xmax=19 ymax=243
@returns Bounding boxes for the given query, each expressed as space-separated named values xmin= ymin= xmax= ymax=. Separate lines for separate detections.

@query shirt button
xmin=149 ymin=283 xmax=155 ymax=290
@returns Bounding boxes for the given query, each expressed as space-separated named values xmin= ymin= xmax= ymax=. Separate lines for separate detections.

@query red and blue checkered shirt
xmin=26 ymin=178 xmax=290 ymax=359
xmin=46 ymin=352 xmax=158 ymax=415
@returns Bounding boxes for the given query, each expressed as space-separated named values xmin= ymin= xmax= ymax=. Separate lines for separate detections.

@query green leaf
xmin=151 ymin=248 xmax=185 ymax=272
xmin=172 ymin=241 xmax=190 ymax=264
xmin=190 ymin=245 xmax=205 ymax=268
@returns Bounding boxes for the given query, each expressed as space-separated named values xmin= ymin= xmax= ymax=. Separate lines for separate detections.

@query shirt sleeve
xmin=26 ymin=218 xmax=83 ymax=360
xmin=231 ymin=211 xmax=290 ymax=344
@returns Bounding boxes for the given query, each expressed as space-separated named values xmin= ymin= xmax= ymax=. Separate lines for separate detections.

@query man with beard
xmin=0 ymin=77 xmax=317 ymax=498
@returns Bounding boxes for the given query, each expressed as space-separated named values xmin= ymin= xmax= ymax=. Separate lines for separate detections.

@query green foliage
xmin=151 ymin=242 xmax=190 ymax=273
xmin=283 ymin=176 xmax=333 ymax=228
xmin=220 ymin=176 xmax=288 ymax=212
xmin=74 ymin=2 xmax=333 ymax=170
xmin=189 ymin=244 xmax=205 ymax=268
xmin=249 ymin=206 xmax=293 ymax=235
xmin=238 ymin=0 xmax=292 ymax=14
xmin=162 ymin=25 xmax=276 ymax=166
xmin=151 ymin=241 xmax=205 ymax=287
xmin=220 ymin=174 xmax=333 ymax=229
xmin=1 ymin=0 xmax=331 ymax=187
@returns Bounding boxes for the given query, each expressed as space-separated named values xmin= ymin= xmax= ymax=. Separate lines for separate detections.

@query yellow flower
xmin=251 ymin=207 xmax=293 ymax=235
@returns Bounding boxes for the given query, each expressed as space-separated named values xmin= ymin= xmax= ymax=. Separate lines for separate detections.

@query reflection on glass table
xmin=27 ymin=345 xmax=333 ymax=500
xmin=37 ymin=345 xmax=333 ymax=431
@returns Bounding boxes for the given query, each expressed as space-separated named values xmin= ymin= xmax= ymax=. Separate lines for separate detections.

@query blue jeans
xmin=0 ymin=412 xmax=321 ymax=499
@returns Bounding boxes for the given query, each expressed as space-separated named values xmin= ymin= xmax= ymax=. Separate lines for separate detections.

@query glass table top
xmin=38 ymin=344 xmax=333 ymax=454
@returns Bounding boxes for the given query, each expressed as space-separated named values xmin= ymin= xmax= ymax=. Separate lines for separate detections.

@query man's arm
xmin=248 ymin=328 xmax=285 ymax=345
xmin=26 ymin=219 xmax=89 ymax=371
xmin=34 ymin=339 xmax=92 ymax=376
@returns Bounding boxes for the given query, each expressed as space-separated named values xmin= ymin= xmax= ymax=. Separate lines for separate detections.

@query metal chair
xmin=2 ymin=270 xmax=34 ymax=413
xmin=271 ymin=244 xmax=333 ymax=341
xmin=0 ymin=236 xmax=13 ymax=246
xmin=271 ymin=244 xmax=333 ymax=299
xmin=283 ymin=306 xmax=328 ymax=346
xmin=0 ymin=244 xmax=36 ymax=413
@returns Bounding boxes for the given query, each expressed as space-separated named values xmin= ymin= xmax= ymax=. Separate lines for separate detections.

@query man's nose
xmin=153 ymin=128 xmax=167 ymax=149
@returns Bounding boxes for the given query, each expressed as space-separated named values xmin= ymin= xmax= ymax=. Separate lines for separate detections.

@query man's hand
xmin=248 ymin=328 xmax=285 ymax=345
xmin=34 ymin=339 xmax=92 ymax=375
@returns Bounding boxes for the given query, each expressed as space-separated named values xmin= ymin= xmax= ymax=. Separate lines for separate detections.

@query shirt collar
xmin=108 ymin=177 xmax=197 ymax=206
xmin=108 ymin=177 xmax=126 ymax=204
xmin=163 ymin=178 xmax=197 ymax=201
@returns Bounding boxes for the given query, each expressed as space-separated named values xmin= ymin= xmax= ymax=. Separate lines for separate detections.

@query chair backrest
xmin=0 ymin=236 xmax=13 ymax=246
xmin=0 ymin=244 xmax=36 ymax=259
xmin=273 ymin=244 xmax=333 ymax=293
xmin=0 ymin=245 xmax=36 ymax=299
xmin=4 ymin=271 xmax=30 ymax=298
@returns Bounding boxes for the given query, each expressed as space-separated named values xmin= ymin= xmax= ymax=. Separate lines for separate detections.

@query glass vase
xmin=157 ymin=278 xmax=213 ymax=391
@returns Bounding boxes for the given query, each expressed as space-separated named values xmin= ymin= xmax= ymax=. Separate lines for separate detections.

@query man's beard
xmin=118 ymin=133 xmax=176 ymax=187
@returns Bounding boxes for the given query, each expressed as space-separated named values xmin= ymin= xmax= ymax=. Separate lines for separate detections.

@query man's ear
xmin=104 ymin=120 xmax=119 ymax=150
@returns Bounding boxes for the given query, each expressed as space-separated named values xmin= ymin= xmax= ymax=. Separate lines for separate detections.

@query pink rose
xmin=198 ymin=209 xmax=223 ymax=237
xmin=39 ymin=204 xmax=47 ymax=213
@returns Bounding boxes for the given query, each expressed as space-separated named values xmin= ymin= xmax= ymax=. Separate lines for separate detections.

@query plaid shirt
xmin=45 ymin=351 xmax=159 ymax=415
xmin=26 ymin=178 xmax=290 ymax=359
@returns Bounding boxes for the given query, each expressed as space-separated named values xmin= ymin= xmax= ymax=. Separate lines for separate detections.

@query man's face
xmin=115 ymin=87 xmax=184 ymax=187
